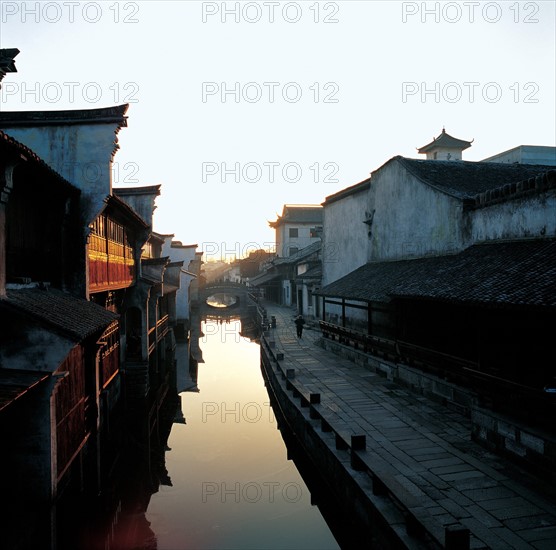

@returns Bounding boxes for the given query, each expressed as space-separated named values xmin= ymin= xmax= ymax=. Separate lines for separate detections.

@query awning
xmin=248 ymin=270 xmax=281 ymax=287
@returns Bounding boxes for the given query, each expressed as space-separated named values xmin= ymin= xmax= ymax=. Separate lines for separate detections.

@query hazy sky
xmin=1 ymin=1 xmax=554 ymax=260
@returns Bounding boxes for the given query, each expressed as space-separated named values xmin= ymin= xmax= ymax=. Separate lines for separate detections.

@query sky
xmin=1 ymin=0 xmax=555 ymax=261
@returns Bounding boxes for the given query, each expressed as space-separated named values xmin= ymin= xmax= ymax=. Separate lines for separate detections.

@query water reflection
xmin=145 ymin=319 xmax=339 ymax=550
xmin=54 ymin=377 xmax=181 ymax=550
xmin=206 ymin=292 xmax=239 ymax=309
xmin=11 ymin=309 xmax=343 ymax=549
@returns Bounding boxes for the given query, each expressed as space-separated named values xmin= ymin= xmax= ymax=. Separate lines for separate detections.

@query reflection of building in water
xmin=202 ymin=310 xmax=260 ymax=343
xmin=0 ymin=48 xmax=203 ymax=550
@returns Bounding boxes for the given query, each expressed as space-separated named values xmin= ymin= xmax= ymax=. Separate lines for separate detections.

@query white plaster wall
xmin=277 ymin=223 xmax=319 ymax=257
xmin=177 ymin=272 xmax=195 ymax=320
xmin=0 ymin=326 xmax=75 ymax=372
xmin=161 ymin=237 xmax=197 ymax=321
xmin=4 ymin=124 xmax=119 ymax=224
xmin=483 ymin=146 xmax=556 ymax=166
xmin=322 ymin=191 xmax=369 ymax=286
xmin=282 ymin=279 xmax=292 ymax=306
xmin=116 ymin=193 xmax=156 ymax=227
xmin=369 ymin=161 xmax=463 ymax=261
xmin=470 ymin=190 xmax=556 ymax=243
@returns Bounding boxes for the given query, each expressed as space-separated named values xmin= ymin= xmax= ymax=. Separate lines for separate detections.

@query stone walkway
xmin=262 ymin=302 xmax=556 ymax=549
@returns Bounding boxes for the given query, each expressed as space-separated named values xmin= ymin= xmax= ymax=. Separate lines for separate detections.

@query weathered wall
xmin=0 ymin=321 xmax=75 ymax=372
xmin=369 ymin=160 xmax=463 ymax=261
xmin=276 ymin=223 xmax=319 ymax=258
xmin=161 ymin=237 xmax=197 ymax=321
xmin=322 ymin=190 xmax=369 ymax=287
xmin=469 ymin=189 xmax=556 ymax=243
xmin=3 ymin=124 xmax=118 ymax=225
xmin=114 ymin=191 xmax=157 ymax=228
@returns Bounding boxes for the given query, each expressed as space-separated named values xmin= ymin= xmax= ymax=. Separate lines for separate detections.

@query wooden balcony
xmin=88 ymin=234 xmax=135 ymax=293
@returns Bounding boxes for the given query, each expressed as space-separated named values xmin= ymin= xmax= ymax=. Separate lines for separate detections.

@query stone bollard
xmin=335 ymin=434 xmax=348 ymax=450
xmin=321 ymin=419 xmax=332 ymax=432
xmin=286 ymin=368 xmax=295 ymax=379
xmin=351 ymin=434 xmax=366 ymax=451
xmin=372 ymin=474 xmax=387 ymax=496
xmin=276 ymin=352 xmax=284 ymax=361
xmin=445 ymin=525 xmax=470 ymax=550
xmin=351 ymin=451 xmax=366 ymax=471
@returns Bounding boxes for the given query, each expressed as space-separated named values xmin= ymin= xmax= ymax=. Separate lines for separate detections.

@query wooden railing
xmin=157 ymin=314 xmax=169 ymax=341
xmin=148 ymin=326 xmax=156 ymax=355
xmin=319 ymin=321 xmax=398 ymax=360
xmin=148 ymin=314 xmax=170 ymax=355
xmin=319 ymin=321 xmax=556 ymax=426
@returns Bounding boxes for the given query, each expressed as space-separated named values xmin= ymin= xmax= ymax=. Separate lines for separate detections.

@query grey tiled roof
xmin=297 ymin=265 xmax=322 ymax=280
xmin=317 ymin=239 xmax=556 ymax=309
xmin=395 ymin=157 xmax=555 ymax=200
xmin=269 ymin=205 xmax=323 ymax=227
xmin=248 ymin=270 xmax=281 ymax=286
xmin=417 ymin=129 xmax=472 ymax=153
xmin=3 ymin=288 xmax=118 ymax=340
xmin=0 ymin=104 xmax=129 ymax=128
xmin=323 ymin=178 xmax=371 ymax=206
xmin=274 ymin=241 xmax=321 ymax=265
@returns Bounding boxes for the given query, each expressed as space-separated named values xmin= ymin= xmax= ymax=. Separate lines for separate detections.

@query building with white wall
xmin=159 ymin=235 xmax=198 ymax=340
xmin=269 ymin=204 xmax=322 ymax=258
xmin=315 ymin=131 xmax=556 ymax=415
xmin=482 ymin=145 xmax=556 ymax=166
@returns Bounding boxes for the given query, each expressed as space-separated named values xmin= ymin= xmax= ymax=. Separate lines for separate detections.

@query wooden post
xmin=342 ymin=298 xmax=346 ymax=328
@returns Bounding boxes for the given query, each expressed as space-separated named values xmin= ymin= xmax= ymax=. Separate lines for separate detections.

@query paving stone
xmin=440 ymin=470 xmax=486 ymax=482
xmin=517 ymin=525 xmax=556 ymax=542
xmin=437 ymin=498 xmax=473 ymax=519
xmin=481 ymin=497 xmax=532 ymax=512
xmin=420 ymin=456 xmax=466 ymax=468
xmin=459 ymin=517 xmax=510 ymax=549
xmin=465 ymin=504 xmax=503 ymax=528
xmin=501 ymin=514 xmax=556 ymax=531
xmin=531 ymin=540 xmax=556 ymax=550
xmin=263 ymin=303 xmax=556 ymax=548
xmin=431 ymin=463 xmax=475 ymax=475
xmin=490 ymin=527 xmax=534 ymax=549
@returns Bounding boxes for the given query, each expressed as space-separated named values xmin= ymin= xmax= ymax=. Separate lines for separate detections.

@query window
xmin=310 ymin=226 xmax=322 ymax=238
xmin=289 ymin=247 xmax=299 ymax=256
xmin=289 ymin=228 xmax=298 ymax=238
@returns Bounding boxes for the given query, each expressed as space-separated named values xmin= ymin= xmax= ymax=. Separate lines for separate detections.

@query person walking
xmin=294 ymin=315 xmax=305 ymax=338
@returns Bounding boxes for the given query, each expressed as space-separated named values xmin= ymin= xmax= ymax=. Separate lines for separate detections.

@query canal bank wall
xmin=258 ymin=301 xmax=556 ymax=550
xmin=260 ymin=336 xmax=441 ymax=550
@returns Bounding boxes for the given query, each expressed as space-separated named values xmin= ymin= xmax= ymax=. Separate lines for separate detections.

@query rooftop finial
xmin=0 ymin=48 xmax=20 ymax=89
xmin=418 ymin=129 xmax=473 ymax=161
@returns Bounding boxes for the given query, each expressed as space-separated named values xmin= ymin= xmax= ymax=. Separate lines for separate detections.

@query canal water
xmin=145 ymin=317 xmax=340 ymax=549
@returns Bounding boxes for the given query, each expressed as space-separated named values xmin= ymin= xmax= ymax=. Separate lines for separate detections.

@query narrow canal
xmin=145 ymin=316 xmax=340 ymax=549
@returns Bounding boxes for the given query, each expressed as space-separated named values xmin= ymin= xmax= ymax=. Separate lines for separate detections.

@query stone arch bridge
xmin=199 ymin=282 xmax=252 ymax=310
